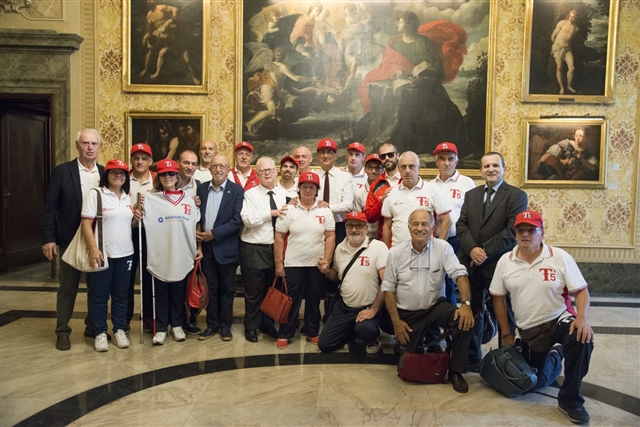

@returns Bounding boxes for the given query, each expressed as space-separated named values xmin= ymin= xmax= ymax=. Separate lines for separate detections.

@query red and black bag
xmin=397 ymin=328 xmax=451 ymax=383
xmin=186 ymin=260 xmax=208 ymax=310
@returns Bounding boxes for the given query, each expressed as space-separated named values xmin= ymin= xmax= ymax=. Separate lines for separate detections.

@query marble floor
xmin=1 ymin=263 xmax=639 ymax=427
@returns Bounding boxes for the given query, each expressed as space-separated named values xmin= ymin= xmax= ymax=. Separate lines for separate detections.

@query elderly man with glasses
xmin=382 ymin=209 xmax=474 ymax=393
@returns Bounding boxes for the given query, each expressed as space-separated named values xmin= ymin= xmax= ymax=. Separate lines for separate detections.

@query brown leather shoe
xmin=448 ymin=371 xmax=469 ymax=393
xmin=56 ymin=335 xmax=71 ymax=351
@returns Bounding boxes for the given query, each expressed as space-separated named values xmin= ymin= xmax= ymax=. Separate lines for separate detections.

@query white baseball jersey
xmin=381 ymin=178 xmax=452 ymax=246
xmin=431 ymin=171 xmax=476 ymax=237
xmin=143 ymin=191 xmax=198 ymax=282
xmin=489 ymin=244 xmax=588 ymax=330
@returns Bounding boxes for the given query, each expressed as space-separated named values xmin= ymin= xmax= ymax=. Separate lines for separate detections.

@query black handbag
xmin=479 ymin=345 xmax=538 ymax=397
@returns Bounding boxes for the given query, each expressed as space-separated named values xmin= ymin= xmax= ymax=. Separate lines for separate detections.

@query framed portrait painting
xmin=122 ymin=0 xmax=209 ymax=93
xmin=522 ymin=0 xmax=619 ymax=103
xmin=126 ymin=112 xmax=206 ymax=166
xmin=521 ymin=117 xmax=607 ymax=189
xmin=236 ymin=0 xmax=496 ymax=175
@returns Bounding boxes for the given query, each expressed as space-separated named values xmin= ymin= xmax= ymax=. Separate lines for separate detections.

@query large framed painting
xmin=126 ymin=112 xmax=206 ymax=167
xmin=521 ymin=117 xmax=607 ymax=189
xmin=122 ymin=0 xmax=209 ymax=93
xmin=521 ymin=0 xmax=619 ymax=103
xmin=236 ymin=1 xmax=496 ymax=175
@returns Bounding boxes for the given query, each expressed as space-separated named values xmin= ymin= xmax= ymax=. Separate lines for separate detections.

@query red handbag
xmin=260 ymin=277 xmax=293 ymax=324
xmin=186 ymin=260 xmax=208 ymax=310
xmin=397 ymin=350 xmax=450 ymax=383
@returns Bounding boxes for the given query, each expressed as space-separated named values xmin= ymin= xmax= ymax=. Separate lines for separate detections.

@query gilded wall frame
xmin=521 ymin=117 xmax=607 ymax=189
xmin=126 ymin=112 xmax=206 ymax=165
xmin=235 ymin=1 xmax=496 ymax=177
xmin=122 ymin=0 xmax=209 ymax=93
xmin=521 ymin=0 xmax=619 ymax=103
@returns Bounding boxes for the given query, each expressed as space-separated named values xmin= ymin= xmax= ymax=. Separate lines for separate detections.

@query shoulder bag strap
xmin=94 ymin=188 xmax=105 ymax=267
xmin=339 ymin=246 xmax=368 ymax=281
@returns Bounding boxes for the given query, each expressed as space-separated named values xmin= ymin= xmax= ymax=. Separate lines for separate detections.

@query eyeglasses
xmin=366 ymin=164 xmax=383 ymax=171
xmin=516 ymin=227 xmax=541 ymax=235
xmin=159 ymin=172 xmax=177 ymax=177
xmin=409 ymin=249 xmax=430 ymax=271
xmin=379 ymin=152 xmax=397 ymax=160
xmin=210 ymin=164 xmax=229 ymax=170
xmin=345 ymin=223 xmax=367 ymax=230
xmin=258 ymin=168 xmax=276 ymax=175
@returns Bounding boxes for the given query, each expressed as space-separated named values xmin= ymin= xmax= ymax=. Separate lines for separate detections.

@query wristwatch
xmin=463 ymin=300 xmax=471 ymax=307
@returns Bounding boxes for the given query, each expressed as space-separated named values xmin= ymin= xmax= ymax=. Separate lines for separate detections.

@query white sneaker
xmin=152 ymin=332 xmax=166 ymax=346
xmin=366 ymin=339 xmax=381 ymax=355
xmin=171 ymin=326 xmax=186 ymax=342
xmin=114 ymin=329 xmax=129 ymax=349
xmin=94 ymin=333 xmax=109 ymax=352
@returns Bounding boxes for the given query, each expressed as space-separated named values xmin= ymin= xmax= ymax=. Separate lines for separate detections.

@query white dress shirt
xmin=318 ymin=166 xmax=354 ymax=223
xmin=240 ymin=184 xmax=287 ymax=244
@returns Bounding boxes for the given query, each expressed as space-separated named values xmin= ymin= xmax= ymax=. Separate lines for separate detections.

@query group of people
xmin=43 ymin=129 xmax=594 ymax=425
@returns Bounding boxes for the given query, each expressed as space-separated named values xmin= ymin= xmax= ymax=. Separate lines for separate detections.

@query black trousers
xmin=202 ymin=241 xmax=237 ymax=331
xmin=152 ymin=276 xmax=186 ymax=332
xmin=398 ymin=297 xmax=471 ymax=373
xmin=278 ymin=266 xmax=324 ymax=339
xmin=318 ymin=296 xmax=393 ymax=353
xmin=127 ymin=227 xmax=153 ymax=322
xmin=240 ymin=241 xmax=276 ymax=331
xmin=526 ymin=316 xmax=593 ymax=408
xmin=56 ymin=245 xmax=93 ymax=336
xmin=468 ymin=272 xmax=516 ymax=363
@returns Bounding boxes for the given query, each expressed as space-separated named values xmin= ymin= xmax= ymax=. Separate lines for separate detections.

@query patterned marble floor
xmin=1 ymin=263 xmax=638 ymax=427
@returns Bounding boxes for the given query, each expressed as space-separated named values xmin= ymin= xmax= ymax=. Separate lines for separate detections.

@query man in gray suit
xmin=456 ymin=152 xmax=528 ymax=369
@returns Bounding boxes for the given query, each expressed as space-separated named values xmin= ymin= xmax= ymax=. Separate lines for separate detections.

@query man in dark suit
xmin=456 ymin=152 xmax=528 ymax=368
xmin=196 ymin=154 xmax=244 ymax=341
xmin=42 ymin=129 xmax=104 ymax=351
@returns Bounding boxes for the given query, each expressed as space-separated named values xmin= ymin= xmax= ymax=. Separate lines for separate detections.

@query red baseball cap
xmin=317 ymin=138 xmax=337 ymax=152
xmin=130 ymin=143 xmax=153 ymax=157
xmin=433 ymin=142 xmax=458 ymax=156
xmin=345 ymin=211 xmax=367 ymax=223
xmin=515 ymin=210 xmax=544 ymax=229
xmin=298 ymin=171 xmax=320 ymax=187
xmin=280 ymin=155 xmax=299 ymax=168
xmin=105 ymin=159 xmax=129 ymax=172
xmin=157 ymin=159 xmax=179 ymax=174
xmin=347 ymin=142 xmax=365 ymax=154
xmin=235 ymin=141 xmax=254 ymax=152
xmin=365 ymin=154 xmax=383 ymax=165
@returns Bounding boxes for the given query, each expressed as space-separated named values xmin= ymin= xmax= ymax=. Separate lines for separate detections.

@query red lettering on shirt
xmin=359 ymin=256 xmax=370 ymax=266
xmin=181 ymin=204 xmax=192 ymax=215
xmin=450 ymin=189 xmax=462 ymax=199
xmin=416 ymin=196 xmax=430 ymax=207
xmin=316 ymin=216 xmax=325 ymax=224
xmin=539 ymin=268 xmax=556 ymax=281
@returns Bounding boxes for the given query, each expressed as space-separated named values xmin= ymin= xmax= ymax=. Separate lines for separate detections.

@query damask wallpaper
xmin=92 ymin=0 xmax=639 ymax=262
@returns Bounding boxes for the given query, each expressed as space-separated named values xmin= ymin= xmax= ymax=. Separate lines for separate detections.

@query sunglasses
xmin=379 ymin=152 xmax=397 ymax=160
xmin=159 ymin=172 xmax=177 ymax=177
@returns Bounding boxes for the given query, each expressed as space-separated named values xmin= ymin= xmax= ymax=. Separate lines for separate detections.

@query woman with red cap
xmin=142 ymin=159 xmax=202 ymax=346
xmin=81 ymin=159 xmax=140 ymax=352
xmin=274 ymin=171 xmax=336 ymax=349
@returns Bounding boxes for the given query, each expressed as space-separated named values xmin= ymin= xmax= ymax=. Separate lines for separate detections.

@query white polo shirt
xmin=193 ymin=166 xmax=212 ymax=183
xmin=130 ymin=171 xmax=154 ymax=228
xmin=317 ymin=166 xmax=354 ymax=223
xmin=276 ymin=202 xmax=335 ymax=267
xmin=382 ymin=238 xmax=467 ymax=310
xmin=77 ymin=159 xmax=100 ymax=200
xmin=381 ymin=178 xmax=452 ymax=246
xmin=241 ymin=184 xmax=288 ymax=245
xmin=276 ymin=179 xmax=298 ymax=200
xmin=333 ymin=238 xmax=388 ymax=308
xmin=489 ymin=244 xmax=588 ymax=330
xmin=81 ymin=188 xmax=134 ymax=258
xmin=431 ymin=171 xmax=476 ymax=238
xmin=386 ymin=171 xmax=401 ymax=188
xmin=351 ymin=166 xmax=367 ymax=192
xmin=353 ymin=182 xmax=378 ymax=240
xmin=180 ymin=177 xmax=199 ymax=198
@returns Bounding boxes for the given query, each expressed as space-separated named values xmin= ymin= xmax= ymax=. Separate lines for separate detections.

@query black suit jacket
xmin=456 ymin=181 xmax=528 ymax=278
xmin=42 ymin=158 xmax=105 ymax=248
xmin=197 ymin=179 xmax=244 ymax=264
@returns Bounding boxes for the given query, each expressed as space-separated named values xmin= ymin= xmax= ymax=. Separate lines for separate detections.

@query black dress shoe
xmin=221 ymin=327 xmax=233 ymax=341
xmin=84 ymin=329 xmax=111 ymax=341
xmin=448 ymin=371 xmax=469 ymax=393
xmin=245 ymin=329 xmax=258 ymax=343
xmin=198 ymin=327 xmax=219 ymax=341
xmin=56 ymin=335 xmax=71 ymax=351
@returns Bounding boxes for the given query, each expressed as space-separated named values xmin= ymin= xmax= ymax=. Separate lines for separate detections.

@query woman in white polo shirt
xmin=81 ymin=159 xmax=138 ymax=352
xmin=274 ymin=171 xmax=336 ymax=349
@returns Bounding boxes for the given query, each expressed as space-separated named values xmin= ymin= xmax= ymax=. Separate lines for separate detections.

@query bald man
xmin=293 ymin=145 xmax=313 ymax=174
xmin=194 ymin=140 xmax=217 ymax=182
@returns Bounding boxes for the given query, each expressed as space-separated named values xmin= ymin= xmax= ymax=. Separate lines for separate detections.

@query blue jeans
xmin=87 ymin=255 xmax=133 ymax=334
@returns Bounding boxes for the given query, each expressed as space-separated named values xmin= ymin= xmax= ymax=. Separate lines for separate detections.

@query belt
xmin=244 ymin=242 xmax=274 ymax=250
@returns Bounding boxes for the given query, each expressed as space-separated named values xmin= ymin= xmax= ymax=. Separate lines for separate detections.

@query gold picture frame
xmin=125 ymin=112 xmax=206 ymax=166
xmin=235 ymin=0 xmax=496 ymax=178
xmin=521 ymin=117 xmax=607 ymax=189
xmin=521 ymin=0 xmax=619 ymax=103
xmin=122 ymin=0 xmax=209 ymax=93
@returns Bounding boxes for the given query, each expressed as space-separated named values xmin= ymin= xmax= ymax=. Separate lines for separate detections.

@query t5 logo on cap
xmin=164 ymin=161 xmax=172 ymax=167
xmin=117 ymin=160 xmax=125 ymax=166
xmin=136 ymin=144 xmax=144 ymax=150
xmin=522 ymin=212 xmax=531 ymax=218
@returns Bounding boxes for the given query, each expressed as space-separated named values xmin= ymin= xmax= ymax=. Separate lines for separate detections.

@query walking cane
xmin=139 ymin=220 xmax=144 ymax=345
xmin=152 ymin=275 xmax=157 ymax=337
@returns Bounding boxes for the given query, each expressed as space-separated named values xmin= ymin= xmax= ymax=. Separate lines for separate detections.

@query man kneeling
xmin=382 ymin=209 xmax=474 ymax=393
xmin=318 ymin=211 xmax=391 ymax=354
xmin=490 ymin=210 xmax=593 ymax=424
